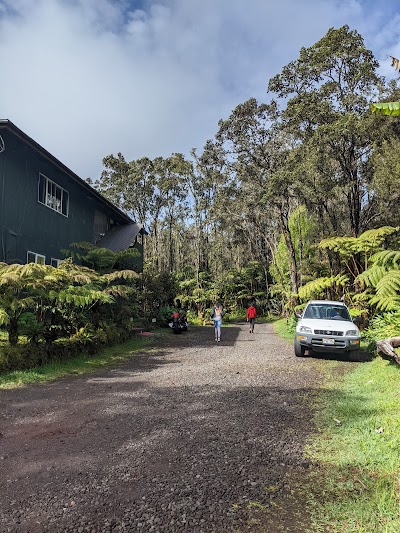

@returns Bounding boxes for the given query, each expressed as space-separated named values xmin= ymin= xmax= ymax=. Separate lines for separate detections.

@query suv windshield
xmin=303 ymin=304 xmax=351 ymax=321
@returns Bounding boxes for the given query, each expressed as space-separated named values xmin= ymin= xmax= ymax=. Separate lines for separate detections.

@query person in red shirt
xmin=246 ymin=302 xmax=257 ymax=333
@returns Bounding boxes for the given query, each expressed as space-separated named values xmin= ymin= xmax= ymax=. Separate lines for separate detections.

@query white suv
xmin=295 ymin=300 xmax=361 ymax=359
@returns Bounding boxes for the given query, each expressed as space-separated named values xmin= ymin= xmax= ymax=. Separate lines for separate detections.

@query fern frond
xmin=102 ymin=270 xmax=139 ymax=282
xmin=369 ymin=294 xmax=400 ymax=312
xmin=0 ymin=308 xmax=9 ymax=325
xmin=298 ymin=274 xmax=349 ymax=300
xmin=57 ymin=287 xmax=114 ymax=306
xmin=358 ymin=226 xmax=399 ymax=242
xmin=357 ymin=265 xmax=387 ymax=288
xmin=104 ymin=286 xmax=133 ymax=298
xmin=375 ymin=270 xmax=400 ymax=299
xmin=10 ymin=297 xmax=35 ymax=311
xmin=318 ymin=237 xmax=356 ymax=256
xmin=370 ymin=250 xmax=400 ymax=268
xmin=352 ymin=290 xmax=371 ymax=303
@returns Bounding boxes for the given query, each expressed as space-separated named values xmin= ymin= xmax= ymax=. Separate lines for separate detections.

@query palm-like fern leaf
xmin=318 ymin=237 xmax=356 ymax=256
xmin=371 ymin=102 xmax=400 ymax=116
xmin=104 ymin=285 xmax=134 ymax=298
xmin=370 ymin=250 xmax=400 ymax=268
xmin=318 ymin=227 xmax=399 ymax=257
xmin=375 ymin=270 xmax=400 ymax=299
xmin=0 ymin=308 xmax=9 ymax=325
xmin=298 ymin=274 xmax=349 ymax=300
xmin=102 ymin=270 xmax=139 ymax=282
xmin=369 ymin=294 xmax=400 ymax=311
xmin=357 ymin=265 xmax=387 ymax=288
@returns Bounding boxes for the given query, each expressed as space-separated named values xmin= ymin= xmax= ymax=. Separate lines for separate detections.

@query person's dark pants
xmin=249 ymin=318 xmax=255 ymax=333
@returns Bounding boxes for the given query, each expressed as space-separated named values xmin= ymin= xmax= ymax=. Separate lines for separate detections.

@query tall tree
xmin=268 ymin=25 xmax=385 ymax=236
xmin=153 ymin=154 xmax=190 ymax=272
xmin=210 ymin=98 xmax=301 ymax=296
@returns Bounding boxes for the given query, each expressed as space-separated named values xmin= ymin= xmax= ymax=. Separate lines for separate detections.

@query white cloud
xmin=0 ymin=0 xmax=398 ymax=179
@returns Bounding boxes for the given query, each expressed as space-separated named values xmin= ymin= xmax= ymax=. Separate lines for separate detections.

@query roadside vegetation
xmin=273 ymin=318 xmax=400 ymax=532
xmin=0 ymin=335 xmax=154 ymax=390
xmin=308 ymin=357 xmax=400 ymax=532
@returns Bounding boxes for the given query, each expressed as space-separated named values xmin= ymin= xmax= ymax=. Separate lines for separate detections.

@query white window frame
xmin=27 ymin=251 xmax=46 ymax=264
xmin=50 ymin=258 xmax=61 ymax=267
xmin=38 ymin=173 xmax=69 ymax=217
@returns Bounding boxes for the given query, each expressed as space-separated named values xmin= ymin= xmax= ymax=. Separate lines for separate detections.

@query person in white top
xmin=211 ymin=301 xmax=224 ymax=342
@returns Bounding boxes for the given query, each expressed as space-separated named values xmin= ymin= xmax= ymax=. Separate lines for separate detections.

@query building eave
xmin=0 ymin=119 xmax=133 ymax=224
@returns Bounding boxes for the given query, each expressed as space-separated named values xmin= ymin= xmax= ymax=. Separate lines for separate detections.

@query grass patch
xmin=273 ymin=317 xmax=295 ymax=343
xmin=0 ymin=335 xmax=154 ymax=389
xmin=308 ymin=357 xmax=400 ymax=532
xmin=273 ymin=318 xmax=400 ymax=531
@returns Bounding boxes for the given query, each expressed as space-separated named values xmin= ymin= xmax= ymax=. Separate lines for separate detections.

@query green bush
xmin=286 ymin=314 xmax=297 ymax=334
xmin=363 ymin=311 xmax=400 ymax=352
xmin=158 ymin=306 xmax=174 ymax=326
xmin=0 ymin=321 xmax=138 ymax=373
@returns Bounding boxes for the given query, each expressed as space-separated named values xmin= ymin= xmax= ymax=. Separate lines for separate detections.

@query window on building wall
xmin=38 ymin=173 xmax=69 ymax=216
xmin=50 ymin=258 xmax=61 ymax=267
xmin=27 ymin=251 xmax=46 ymax=264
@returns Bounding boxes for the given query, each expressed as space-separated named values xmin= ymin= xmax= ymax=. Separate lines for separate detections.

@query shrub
xmin=363 ymin=311 xmax=400 ymax=353
xmin=0 ymin=321 xmax=139 ymax=373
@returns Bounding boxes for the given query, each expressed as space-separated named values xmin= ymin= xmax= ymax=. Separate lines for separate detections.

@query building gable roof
xmin=0 ymin=119 xmax=132 ymax=224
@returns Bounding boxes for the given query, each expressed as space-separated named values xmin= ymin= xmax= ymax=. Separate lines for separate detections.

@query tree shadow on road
xmin=0 ymin=358 xmax=375 ymax=533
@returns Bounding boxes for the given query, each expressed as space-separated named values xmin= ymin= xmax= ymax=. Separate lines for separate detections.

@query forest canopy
xmin=89 ymin=25 xmax=400 ymax=318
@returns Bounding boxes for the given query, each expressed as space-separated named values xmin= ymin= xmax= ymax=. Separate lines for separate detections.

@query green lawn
xmin=308 ymin=357 xmax=400 ymax=532
xmin=0 ymin=335 xmax=155 ymax=389
xmin=274 ymin=319 xmax=400 ymax=532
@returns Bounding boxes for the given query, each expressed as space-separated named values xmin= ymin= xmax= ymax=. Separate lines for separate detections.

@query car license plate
xmin=323 ymin=338 xmax=335 ymax=345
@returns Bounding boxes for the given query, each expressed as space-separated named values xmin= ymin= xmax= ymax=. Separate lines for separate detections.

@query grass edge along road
xmin=274 ymin=318 xmax=400 ymax=532
xmin=0 ymin=335 xmax=155 ymax=389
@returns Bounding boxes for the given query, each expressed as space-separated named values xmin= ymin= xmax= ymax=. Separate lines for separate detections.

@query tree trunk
xmin=376 ymin=337 xmax=400 ymax=366
xmin=279 ymin=209 xmax=299 ymax=298
xmin=8 ymin=317 xmax=19 ymax=345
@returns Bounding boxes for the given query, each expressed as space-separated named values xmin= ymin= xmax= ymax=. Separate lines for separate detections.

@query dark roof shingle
xmin=96 ymin=223 xmax=146 ymax=252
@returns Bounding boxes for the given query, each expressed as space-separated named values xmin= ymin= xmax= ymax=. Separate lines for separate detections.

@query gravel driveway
xmin=1 ymin=322 xmax=324 ymax=532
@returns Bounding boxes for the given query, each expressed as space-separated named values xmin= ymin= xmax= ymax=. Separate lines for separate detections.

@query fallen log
xmin=376 ymin=337 xmax=400 ymax=366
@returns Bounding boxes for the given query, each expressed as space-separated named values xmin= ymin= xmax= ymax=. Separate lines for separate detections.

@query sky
xmin=1 ymin=0 xmax=400 ymax=181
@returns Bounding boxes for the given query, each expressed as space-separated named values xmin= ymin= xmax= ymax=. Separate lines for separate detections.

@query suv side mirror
xmin=352 ymin=317 xmax=360 ymax=325
xmin=294 ymin=312 xmax=302 ymax=319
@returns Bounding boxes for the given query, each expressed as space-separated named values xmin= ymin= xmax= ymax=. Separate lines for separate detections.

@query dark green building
xmin=0 ymin=120 xmax=146 ymax=270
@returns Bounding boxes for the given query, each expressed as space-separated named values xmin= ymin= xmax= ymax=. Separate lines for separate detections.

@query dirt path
xmin=1 ymin=323 xmax=326 ymax=532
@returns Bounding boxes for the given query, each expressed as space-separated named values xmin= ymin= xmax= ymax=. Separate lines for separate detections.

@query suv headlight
xmin=346 ymin=330 xmax=358 ymax=336
xmin=299 ymin=326 xmax=312 ymax=333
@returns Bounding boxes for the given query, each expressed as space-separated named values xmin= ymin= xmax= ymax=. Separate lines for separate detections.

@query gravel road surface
xmin=1 ymin=322 xmax=324 ymax=532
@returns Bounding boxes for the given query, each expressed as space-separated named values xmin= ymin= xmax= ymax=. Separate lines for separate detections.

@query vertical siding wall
xmin=0 ymin=129 xmax=102 ymax=264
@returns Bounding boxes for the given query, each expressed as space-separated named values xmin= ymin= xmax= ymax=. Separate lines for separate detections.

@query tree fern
xmin=104 ymin=285 xmax=134 ymax=298
xmin=358 ymin=226 xmax=400 ymax=242
xmin=318 ymin=227 xmax=399 ymax=257
xmin=102 ymin=270 xmax=138 ymax=282
xmin=318 ymin=236 xmax=357 ymax=257
xmin=56 ymin=287 xmax=114 ymax=306
xmin=298 ymin=274 xmax=349 ymax=300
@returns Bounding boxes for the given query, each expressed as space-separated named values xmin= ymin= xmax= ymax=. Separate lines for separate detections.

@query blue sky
xmin=0 ymin=0 xmax=400 ymax=180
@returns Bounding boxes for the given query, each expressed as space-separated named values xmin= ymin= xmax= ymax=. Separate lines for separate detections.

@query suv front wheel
xmin=349 ymin=349 xmax=360 ymax=362
xmin=294 ymin=339 xmax=306 ymax=357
